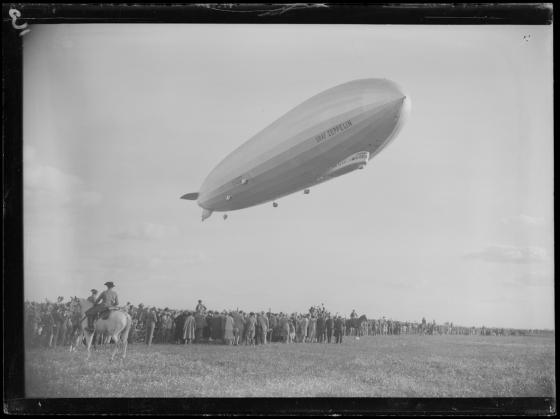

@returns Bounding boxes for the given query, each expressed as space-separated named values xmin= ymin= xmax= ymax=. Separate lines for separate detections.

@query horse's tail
xmin=120 ymin=313 xmax=133 ymax=342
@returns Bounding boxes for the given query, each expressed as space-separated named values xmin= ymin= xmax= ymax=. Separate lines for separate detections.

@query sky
xmin=23 ymin=24 xmax=553 ymax=329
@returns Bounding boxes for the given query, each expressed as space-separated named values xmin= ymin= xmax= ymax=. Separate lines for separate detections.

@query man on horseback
xmin=196 ymin=300 xmax=207 ymax=315
xmin=85 ymin=282 xmax=119 ymax=333
xmin=350 ymin=309 xmax=358 ymax=320
xmin=87 ymin=289 xmax=98 ymax=304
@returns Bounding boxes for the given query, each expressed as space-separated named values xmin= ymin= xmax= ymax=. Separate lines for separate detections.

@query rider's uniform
xmin=86 ymin=289 xmax=119 ymax=330
xmin=96 ymin=289 xmax=119 ymax=308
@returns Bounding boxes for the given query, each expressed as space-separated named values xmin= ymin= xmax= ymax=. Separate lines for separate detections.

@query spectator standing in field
xmin=25 ymin=302 xmax=40 ymax=347
xmin=41 ymin=303 xmax=56 ymax=347
xmin=129 ymin=316 xmax=138 ymax=344
xmin=59 ymin=303 xmax=73 ymax=346
xmin=244 ymin=312 xmax=256 ymax=345
xmin=162 ymin=309 xmax=173 ymax=343
xmin=334 ymin=316 xmax=344 ymax=344
xmin=224 ymin=312 xmax=234 ymax=345
xmin=289 ymin=317 xmax=296 ymax=342
xmin=266 ymin=311 xmax=276 ymax=343
xmin=173 ymin=311 xmax=187 ymax=344
xmin=317 ymin=314 xmax=326 ymax=343
xmin=325 ymin=314 xmax=334 ymax=343
xmin=183 ymin=311 xmax=196 ymax=344
xmin=153 ymin=309 xmax=162 ymax=343
xmin=136 ymin=303 xmax=146 ymax=327
xmin=300 ymin=315 xmax=309 ymax=343
xmin=256 ymin=312 xmax=269 ymax=345
xmin=279 ymin=314 xmax=291 ymax=344
xmin=145 ymin=307 xmax=158 ymax=346
xmin=255 ymin=313 xmax=262 ymax=344
xmin=307 ymin=314 xmax=317 ymax=343
xmin=51 ymin=298 xmax=65 ymax=348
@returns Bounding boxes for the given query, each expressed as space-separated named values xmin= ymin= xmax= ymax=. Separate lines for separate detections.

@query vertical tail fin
xmin=201 ymin=209 xmax=213 ymax=221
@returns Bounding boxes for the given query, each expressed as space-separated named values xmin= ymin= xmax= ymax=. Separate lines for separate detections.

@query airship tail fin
xmin=181 ymin=192 xmax=199 ymax=200
xmin=201 ymin=209 xmax=213 ymax=221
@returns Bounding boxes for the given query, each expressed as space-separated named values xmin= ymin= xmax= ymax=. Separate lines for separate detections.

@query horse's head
xmin=68 ymin=297 xmax=79 ymax=311
xmin=69 ymin=296 xmax=89 ymax=314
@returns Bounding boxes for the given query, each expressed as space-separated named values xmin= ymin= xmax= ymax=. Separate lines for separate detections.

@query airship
xmin=182 ymin=78 xmax=410 ymax=221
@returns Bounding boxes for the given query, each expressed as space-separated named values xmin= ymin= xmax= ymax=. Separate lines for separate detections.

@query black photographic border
xmin=3 ymin=3 xmax=555 ymax=415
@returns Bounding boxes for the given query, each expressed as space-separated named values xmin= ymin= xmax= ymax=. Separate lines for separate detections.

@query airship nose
xmin=360 ymin=78 xmax=408 ymax=109
xmin=400 ymin=94 xmax=411 ymax=124
xmin=386 ymin=79 xmax=409 ymax=104
xmin=389 ymin=92 xmax=411 ymax=141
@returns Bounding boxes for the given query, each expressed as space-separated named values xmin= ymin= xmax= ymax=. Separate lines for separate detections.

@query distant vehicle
xmin=182 ymin=78 xmax=410 ymax=221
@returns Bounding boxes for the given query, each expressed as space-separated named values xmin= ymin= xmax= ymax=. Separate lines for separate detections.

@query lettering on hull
xmin=314 ymin=119 xmax=353 ymax=144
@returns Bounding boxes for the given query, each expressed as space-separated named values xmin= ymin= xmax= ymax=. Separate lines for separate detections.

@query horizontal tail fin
xmin=181 ymin=192 xmax=199 ymax=200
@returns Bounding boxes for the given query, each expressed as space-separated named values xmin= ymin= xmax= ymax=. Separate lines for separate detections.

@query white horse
xmin=70 ymin=297 xmax=132 ymax=360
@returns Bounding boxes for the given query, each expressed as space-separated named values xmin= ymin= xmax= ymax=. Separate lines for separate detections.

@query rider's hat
xmin=104 ymin=281 xmax=115 ymax=288
xmin=90 ymin=289 xmax=98 ymax=294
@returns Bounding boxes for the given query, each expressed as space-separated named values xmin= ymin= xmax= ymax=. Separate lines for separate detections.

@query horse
xmin=70 ymin=297 xmax=132 ymax=360
xmin=346 ymin=315 xmax=368 ymax=337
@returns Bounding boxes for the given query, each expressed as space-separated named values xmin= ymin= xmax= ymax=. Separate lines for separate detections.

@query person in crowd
xmin=317 ymin=314 xmax=326 ymax=343
xmin=244 ymin=312 xmax=257 ymax=345
xmin=256 ymin=311 xmax=269 ymax=345
xmin=266 ymin=311 xmax=276 ymax=343
xmin=300 ymin=315 xmax=309 ymax=343
xmin=183 ymin=311 xmax=196 ymax=344
xmin=41 ymin=303 xmax=56 ymax=347
xmin=307 ymin=314 xmax=317 ymax=343
xmin=145 ymin=307 xmax=158 ymax=346
xmin=136 ymin=303 xmax=146 ymax=328
xmin=51 ymin=298 xmax=65 ymax=348
xmin=173 ymin=311 xmax=187 ymax=344
xmin=279 ymin=314 xmax=291 ymax=344
xmin=224 ymin=312 xmax=235 ymax=345
xmin=289 ymin=317 xmax=296 ymax=342
xmin=334 ymin=315 xmax=344 ymax=344
xmin=161 ymin=309 xmax=173 ymax=343
xmin=325 ymin=313 xmax=334 ymax=343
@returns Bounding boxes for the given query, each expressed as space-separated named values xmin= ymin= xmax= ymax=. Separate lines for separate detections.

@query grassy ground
xmin=25 ymin=335 xmax=555 ymax=397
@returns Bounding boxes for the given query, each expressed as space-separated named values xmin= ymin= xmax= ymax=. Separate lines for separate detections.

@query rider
xmin=85 ymin=282 xmax=119 ymax=332
xmin=195 ymin=299 xmax=207 ymax=315
xmin=350 ymin=309 xmax=358 ymax=319
xmin=87 ymin=289 xmax=98 ymax=304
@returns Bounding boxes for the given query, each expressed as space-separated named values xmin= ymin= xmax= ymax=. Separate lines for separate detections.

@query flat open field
xmin=25 ymin=335 xmax=555 ymax=397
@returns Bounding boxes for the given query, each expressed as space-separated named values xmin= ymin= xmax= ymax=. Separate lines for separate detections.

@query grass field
xmin=25 ymin=335 xmax=555 ymax=397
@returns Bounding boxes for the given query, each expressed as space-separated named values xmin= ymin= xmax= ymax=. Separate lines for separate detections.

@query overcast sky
xmin=23 ymin=24 xmax=553 ymax=329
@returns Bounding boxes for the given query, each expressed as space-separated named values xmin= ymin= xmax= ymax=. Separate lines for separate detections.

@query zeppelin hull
xmin=191 ymin=79 xmax=410 ymax=214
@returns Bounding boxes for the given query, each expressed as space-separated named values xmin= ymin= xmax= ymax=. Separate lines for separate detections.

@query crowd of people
xmin=24 ymin=297 xmax=554 ymax=349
